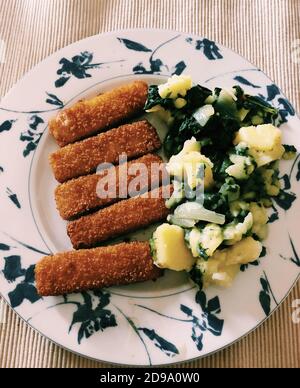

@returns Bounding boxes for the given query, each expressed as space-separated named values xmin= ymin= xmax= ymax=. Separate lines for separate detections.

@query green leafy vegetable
xmin=149 ymin=237 xmax=157 ymax=261
xmin=242 ymin=95 xmax=279 ymax=126
xmin=145 ymin=78 xmax=295 ymax=290
xmin=144 ymin=85 xmax=174 ymax=111
xmin=146 ymin=83 xmax=281 ymax=159
xmin=219 ymin=178 xmax=241 ymax=202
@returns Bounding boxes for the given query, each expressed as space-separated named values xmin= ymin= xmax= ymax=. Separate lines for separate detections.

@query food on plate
xmin=35 ymin=242 xmax=162 ymax=296
xmin=49 ymin=120 xmax=161 ymax=183
xmin=67 ymin=185 xmax=173 ymax=249
xmin=191 ymin=237 xmax=263 ymax=288
xmin=146 ymin=75 xmax=296 ymax=290
xmin=37 ymin=76 xmax=296 ymax=297
xmin=158 ymin=75 xmax=193 ymax=99
xmin=188 ymin=223 xmax=223 ymax=257
xmin=145 ymin=75 xmax=283 ymax=158
xmin=150 ymin=223 xmax=195 ymax=271
xmin=167 ymin=201 xmax=226 ymax=228
xmin=49 ymin=80 xmax=148 ymax=146
xmin=249 ymin=202 xmax=268 ymax=240
xmin=55 ymin=153 xmax=165 ymax=220
xmin=166 ymin=137 xmax=214 ymax=189
xmin=221 ymin=211 xmax=253 ymax=245
xmin=233 ymin=124 xmax=285 ymax=167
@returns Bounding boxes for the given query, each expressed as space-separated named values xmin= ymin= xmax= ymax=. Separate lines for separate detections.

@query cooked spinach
xmin=242 ymin=95 xmax=279 ymax=125
xmin=219 ymin=177 xmax=241 ymax=202
xmin=210 ymin=154 xmax=231 ymax=182
xmin=145 ymin=83 xmax=281 ymax=159
xmin=144 ymin=85 xmax=175 ymax=111
xmin=239 ymin=168 xmax=267 ymax=200
xmin=184 ymin=84 xmax=212 ymax=112
xmin=203 ymin=192 xmax=228 ymax=214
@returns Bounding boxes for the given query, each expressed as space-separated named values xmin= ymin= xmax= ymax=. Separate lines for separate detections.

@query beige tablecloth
xmin=0 ymin=0 xmax=299 ymax=368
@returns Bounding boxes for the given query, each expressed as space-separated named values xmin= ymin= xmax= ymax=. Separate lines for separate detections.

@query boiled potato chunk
xmin=182 ymin=152 xmax=214 ymax=189
xmin=158 ymin=75 xmax=192 ymax=99
xmin=152 ymin=224 xmax=195 ymax=271
xmin=226 ymin=154 xmax=255 ymax=180
xmin=167 ymin=140 xmax=214 ymax=189
xmin=234 ymin=124 xmax=281 ymax=151
xmin=211 ymin=265 xmax=241 ymax=288
xmin=249 ymin=202 xmax=268 ymax=240
xmin=174 ymin=98 xmax=187 ymax=109
xmin=199 ymin=236 xmax=262 ymax=287
xmin=261 ymin=167 xmax=281 ymax=197
xmin=189 ymin=224 xmax=223 ymax=258
xmin=223 ymin=212 xmax=253 ymax=245
xmin=225 ymin=237 xmax=263 ymax=265
xmin=229 ymin=201 xmax=250 ymax=217
xmin=201 ymin=224 xmax=223 ymax=256
xmin=145 ymin=105 xmax=174 ymax=126
xmin=251 ymin=145 xmax=285 ymax=167
xmin=234 ymin=124 xmax=285 ymax=167
xmin=197 ymin=252 xmax=240 ymax=288
xmin=189 ymin=228 xmax=202 ymax=257
xmin=170 ymin=137 xmax=201 ymax=158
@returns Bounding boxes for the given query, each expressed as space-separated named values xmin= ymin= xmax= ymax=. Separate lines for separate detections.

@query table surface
xmin=0 ymin=0 xmax=299 ymax=368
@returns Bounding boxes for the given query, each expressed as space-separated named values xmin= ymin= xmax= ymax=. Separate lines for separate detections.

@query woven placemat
xmin=0 ymin=0 xmax=299 ymax=368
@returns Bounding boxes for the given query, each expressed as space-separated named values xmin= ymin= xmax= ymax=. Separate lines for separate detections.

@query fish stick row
xmin=39 ymin=81 xmax=168 ymax=297
xmin=55 ymin=154 xmax=167 ymax=220
xmin=49 ymin=80 xmax=149 ymax=147
xmin=49 ymin=120 xmax=161 ymax=183
xmin=67 ymin=185 xmax=173 ymax=249
xmin=35 ymin=242 xmax=162 ymax=296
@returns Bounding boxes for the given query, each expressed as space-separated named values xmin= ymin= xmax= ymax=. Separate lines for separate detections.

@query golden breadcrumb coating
xmin=49 ymin=80 xmax=149 ymax=147
xmin=67 ymin=185 xmax=173 ymax=249
xmin=55 ymin=154 xmax=167 ymax=220
xmin=49 ymin=120 xmax=161 ymax=183
xmin=35 ymin=242 xmax=162 ymax=296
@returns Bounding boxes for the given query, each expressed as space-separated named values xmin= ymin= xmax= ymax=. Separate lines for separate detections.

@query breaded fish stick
xmin=68 ymin=185 xmax=172 ymax=249
xmin=49 ymin=120 xmax=161 ymax=183
xmin=49 ymin=81 xmax=149 ymax=147
xmin=55 ymin=154 xmax=166 ymax=220
xmin=35 ymin=242 xmax=162 ymax=296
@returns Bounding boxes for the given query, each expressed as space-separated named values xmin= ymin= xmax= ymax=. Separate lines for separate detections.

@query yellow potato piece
xmin=183 ymin=152 xmax=214 ymax=189
xmin=226 ymin=154 xmax=255 ymax=180
xmin=189 ymin=224 xmax=223 ymax=258
xmin=168 ymin=137 xmax=201 ymax=161
xmin=234 ymin=124 xmax=285 ymax=167
xmin=225 ymin=237 xmax=263 ymax=265
xmin=174 ymin=98 xmax=187 ymax=109
xmin=167 ymin=150 xmax=214 ymax=190
xmin=234 ymin=124 xmax=281 ymax=151
xmin=211 ymin=265 xmax=240 ymax=288
xmin=250 ymin=202 xmax=269 ymax=240
xmin=261 ymin=168 xmax=281 ymax=197
xmin=152 ymin=224 xmax=195 ymax=271
xmin=199 ymin=237 xmax=262 ymax=288
xmin=189 ymin=228 xmax=202 ymax=257
xmin=251 ymin=145 xmax=285 ymax=167
xmin=223 ymin=212 xmax=253 ymax=245
xmin=158 ymin=75 xmax=192 ymax=99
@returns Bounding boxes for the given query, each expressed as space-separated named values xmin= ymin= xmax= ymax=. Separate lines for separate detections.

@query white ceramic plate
xmin=0 ymin=29 xmax=299 ymax=366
